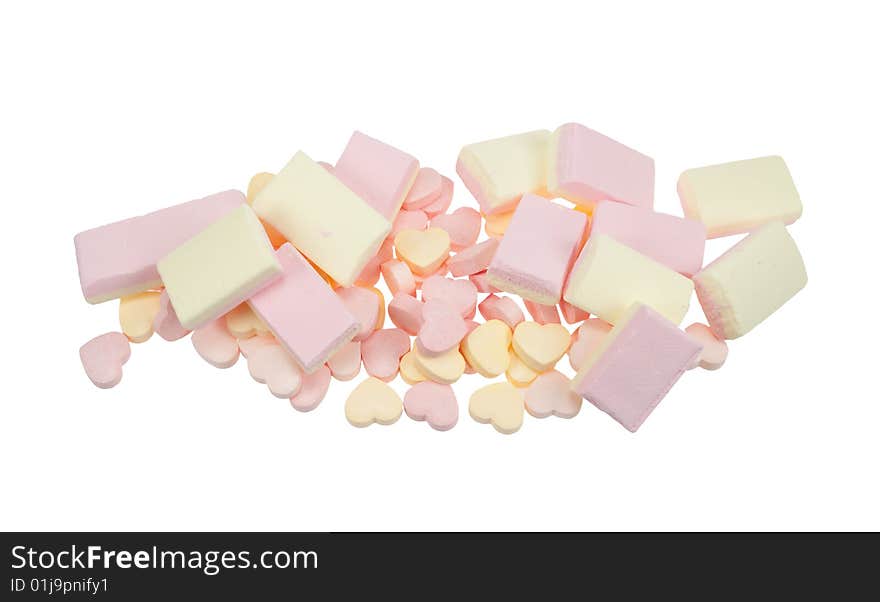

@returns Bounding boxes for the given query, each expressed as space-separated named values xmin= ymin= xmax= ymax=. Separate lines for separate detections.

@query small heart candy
xmin=290 ymin=365 xmax=332 ymax=412
xmin=512 ymin=322 xmax=571 ymax=372
xmin=153 ymin=290 xmax=191 ymax=341
xmin=412 ymin=345 xmax=466 ymax=385
xmin=327 ymin=340 xmax=362 ymax=381
xmin=225 ymin=303 xmax=270 ymax=339
xmin=402 ymin=167 xmax=443 ymax=210
xmin=394 ymin=228 xmax=451 ymax=276
xmin=478 ymin=294 xmax=524 ymax=329
xmin=430 ymin=207 xmax=481 ymax=251
xmin=337 ymin=286 xmax=383 ymax=341
xmin=421 ymin=275 xmax=477 ymax=319
xmin=506 ymin=349 xmax=539 ymax=387
xmin=118 ymin=291 xmax=162 ymax=343
xmin=685 ymin=323 xmax=728 ymax=370
xmin=469 ymin=382 xmax=524 ymax=435
xmin=461 ymin=319 xmax=512 ymax=378
xmin=399 ymin=351 xmax=427 ymax=385
xmin=387 ymin=294 xmax=424 ymax=335
xmin=381 ymin=259 xmax=416 ymax=297
xmin=448 ymin=238 xmax=500 ymax=277
xmin=192 ymin=318 xmax=240 ymax=368
xmin=80 ymin=332 xmax=131 ymax=389
xmin=362 ymin=328 xmax=410 ymax=382
xmin=345 ymin=377 xmax=403 ymax=427
xmin=524 ymin=370 xmax=582 ymax=419
xmin=404 ymin=382 xmax=459 ymax=431
xmin=421 ymin=175 xmax=454 ymax=217
xmin=417 ymin=300 xmax=468 ymax=356
xmin=247 ymin=343 xmax=303 ymax=398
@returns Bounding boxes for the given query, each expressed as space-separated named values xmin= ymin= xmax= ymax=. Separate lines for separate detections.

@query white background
xmin=1 ymin=1 xmax=877 ymax=531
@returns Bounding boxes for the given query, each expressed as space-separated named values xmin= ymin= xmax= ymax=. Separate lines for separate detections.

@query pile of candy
xmin=75 ymin=124 xmax=807 ymax=434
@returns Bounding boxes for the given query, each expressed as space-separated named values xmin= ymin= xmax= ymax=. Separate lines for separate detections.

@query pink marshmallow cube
xmin=572 ymin=304 xmax=702 ymax=432
xmin=333 ymin=131 xmax=419 ymax=221
xmin=486 ymin=194 xmax=587 ymax=305
xmin=589 ymin=201 xmax=706 ymax=276
xmin=548 ymin=123 xmax=654 ymax=210
xmin=248 ymin=243 xmax=358 ymax=374
xmin=74 ymin=190 xmax=245 ymax=303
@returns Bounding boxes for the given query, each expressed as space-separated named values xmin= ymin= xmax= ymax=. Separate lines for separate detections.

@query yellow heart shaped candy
xmin=394 ymin=228 xmax=451 ymax=276
xmin=461 ymin=319 xmax=511 ymax=377
xmin=119 ymin=291 xmax=162 ymax=343
xmin=345 ymin=377 xmax=403 ymax=427
xmin=412 ymin=345 xmax=465 ymax=385
xmin=506 ymin=349 xmax=539 ymax=387
xmin=469 ymin=382 xmax=524 ymax=434
xmin=512 ymin=322 xmax=571 ymax=372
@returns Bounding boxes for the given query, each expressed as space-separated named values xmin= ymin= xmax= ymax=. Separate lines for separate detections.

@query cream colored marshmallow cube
xmin=252 ymin=151 xmax=391 ymax=287
xmin=563 ymin=234 xmax=693 ymax=325
xmin=456 ymin=130 xmax=550 ymax=215
xmin=157 ymin=205 xmax=282 ymax=330
xmin=694 ymin=221 xmax=806 ymax=339
xmin=677 ymin=155 xmax=802 ymax=238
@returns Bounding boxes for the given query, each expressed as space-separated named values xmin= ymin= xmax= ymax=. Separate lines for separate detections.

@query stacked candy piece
xmin=75 ymin=125 xmax=806 ymax=434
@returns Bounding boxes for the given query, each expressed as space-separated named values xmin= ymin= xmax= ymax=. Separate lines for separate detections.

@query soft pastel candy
xmin=237 ymin=333 xmax=276 ymax=358
xmin=247 ymin=343 xmax=303 ymax=398
xmin=506 ymin=350 xmax=539 ymax=387
xmin=524 ymin=370 xmax=582 ymax=419
xmin=589 ymin=200 xmax=706 ymax=276
xmin=362 ymin=328 xmax=410 ymax=382
xmin=402 ymin=167 xmax=443 ymax=210
xmin=420 ymin=276 xmax=477 ymax=319
xmin=191 ymin=318 xmax=240 ymax=368
xmin=559 ymin=300 xmax=589 ymax=325
xmin=249 ymin=244 xmax=358 ymax=373
xmin=387 ymin=293 xmax=424 ymax=335
xmin=345 ymin=377 xmax=403 ymax=427
xmin=430 ymin=207 xmax=481 ymax=251
xmin=487 ymin=194 xmax=587 ymax=305
xmin=512 ymin=322 xmax=571 ymax=372
xmin=399 ymin=351 xmax=427 ymax=385
xmin=523 ymin=300 xmax=561 ymax=325
xmin=412 ymin=345 xmax=466 ymax=385
xmin=457 ymin=130 xmax=550 ymax=215
xmin=404 ymin=382 xmax=459 ymax=431
xmin=568 ymin=318 xmax=613 ymax=370
xmin=484 ymin=209 xmax=515 ymax=238
xmin=461 ymin=319 xmax=512 ymax=377
xmin=153 ymin=290 xmax=191 ymax=341
xmin=572 ymin=304 xmax=702 ymax=432
xmin=678 ymin=156 xmax=802 ymax=238
xmin=74 ymin=190 xmax=245 ymax=303
xmin=225 ymin=302 xmax=270 ymax=339
xmin=469 ymin=382 xmax=525 ymax=434
xmin=253 ymin=151 xmax=391 ymax=287
xmin=421 ymin=176 xmax=454 ymax=217
xmin=290 ymin=365 xmax=332 ymax=412
xmin=337 ymin=286 xmax=384 ymax=342
xmin=381 ymin=259 xmax=416 ymax=297
xmin=355 ymin=238 xmax=394 ymax=287
xmin=564 ymin=234 xmax=693 ymax=325
xmin=118 ymin=291 xmax=162 ymax=343
xmin=447 ymin=238 xmax=499 ymax=277
xmin=417 ymin=300 xmax=469 ymax=356
xmin=394 ymin=227 xmax=451 ymax=276
xmin=333 ymin=131 xmax=419 ymax=221
xmin=546 ymin=122 xmax=654 ymax=211
xmin=469 ymin=271 xmax=499 ymax=293
xmin=327 ymin=340 xmax=361 ymax=381
xmin=693 ymin=221 xmax=806 ymax=339
xmin=157 ymin=204 xmax=282 ymax=330
xmin=390 ymin=209 xmax=429 ymax=238
xmin=80 ymin=332 xmax=131 ymax=389
xmin=478 ymin=294 xmax=524 ymax=329
xmin=685 ymin=323 xmax=729 ymax=370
